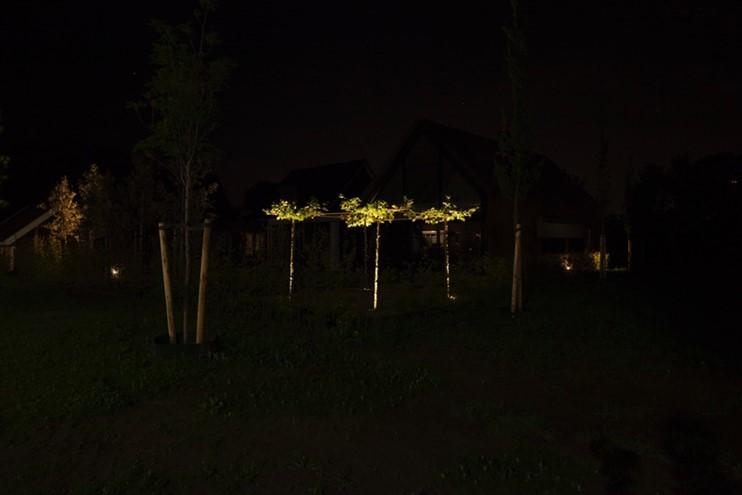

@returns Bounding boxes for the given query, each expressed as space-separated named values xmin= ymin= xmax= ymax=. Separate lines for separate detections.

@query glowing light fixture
xmin=110 ymin=266 xmax=121 ymax=279
xmin=560 ymin=256 xmax=573 ymax=272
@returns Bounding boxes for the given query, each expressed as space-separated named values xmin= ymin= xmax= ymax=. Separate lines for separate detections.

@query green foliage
xmin=496 ymin=0 xmax=541 ymax=205
xmin=263 ymin=198 xmax=326 ymax=222
xmin=339 ymin=195 xmax=413 ymax=228
xmin=408 ymin=196 xmax=478 ymax=224
xmin=130 ymin=0 xmax=232 ymax=224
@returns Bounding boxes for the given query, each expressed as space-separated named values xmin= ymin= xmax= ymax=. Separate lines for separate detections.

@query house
xmin=366 ymin=119 xmax=599 ymax=264
xmin=239 ymin=159 xmax=374 ymax=264
xmin=0 ymin=206 xmax=52 ymax=271
xmin=240 ymin=121 xmax=598 ymax=270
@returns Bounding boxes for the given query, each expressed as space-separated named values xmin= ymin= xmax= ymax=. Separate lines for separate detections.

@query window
xmin=542 ymin=238 xmax=565 ymax=254
xmin=422 ymin=230 xmax=440 ymax=246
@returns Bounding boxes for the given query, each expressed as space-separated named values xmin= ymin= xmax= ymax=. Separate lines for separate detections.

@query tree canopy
xmin=339 ymin=196 xmax=413 ymax=228
xmin=409 ymin=197 xmax=478 ymax=224
xmin=264 ymin=199 xmax=326 ymax=222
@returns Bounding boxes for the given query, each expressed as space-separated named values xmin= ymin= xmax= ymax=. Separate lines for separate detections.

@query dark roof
xmin=535 ymin=158 xmax=598 ymax=223
xmin=279 ymin=159 xmax=373 ymax=205
xmin=366 ymin=119 xmax=500 ymax=200
xmin=0 ymin=205 xmax=49 ymax=245
xmin=242 ymin=181 xmax=279 ymax=213
xmin=240 ymin=160 xmax=374 ymax=224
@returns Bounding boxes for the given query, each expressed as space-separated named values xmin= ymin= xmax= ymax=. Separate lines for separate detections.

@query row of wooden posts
xmin=158 ymin=219 xmax=212 ymax=345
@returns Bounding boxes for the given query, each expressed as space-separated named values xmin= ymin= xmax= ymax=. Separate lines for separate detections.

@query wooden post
xmin=158 ymin=223 xmax=177 ymax=344
xmin=196 ymin=219 xmax=212 ymax=344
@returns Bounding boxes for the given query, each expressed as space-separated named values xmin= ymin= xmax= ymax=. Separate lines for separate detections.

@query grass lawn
xmin=1 ymin=267 xmax=741 ymax=494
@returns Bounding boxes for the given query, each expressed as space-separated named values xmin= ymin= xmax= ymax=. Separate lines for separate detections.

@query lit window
xmin=422 ymin=229 xmax=445 ymax=246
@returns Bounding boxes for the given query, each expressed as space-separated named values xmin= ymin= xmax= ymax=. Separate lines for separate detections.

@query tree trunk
xmin=517 ymin=228 xmax=523 ymax=312
xmin=511 ymin=223 xmax=522 ymax=314
xmin=363 ymin=226 xmax=369 ymax=289
xmin=289 ymin=220 xmax=295 ymax=300
xmin=373 ymin=222 xmax=381 ymax=310
xmin=444 ymin=221 xmax=451 ymax=300
xmin=182 ymin=173 xmax=191 ymax=343
xmin=627 ymin=235 xmax=632 ymax=273
xmin=511 ymin=190 xmax=522 ymax=315
xmin=599 ymin=225 xmax=607 ymax=281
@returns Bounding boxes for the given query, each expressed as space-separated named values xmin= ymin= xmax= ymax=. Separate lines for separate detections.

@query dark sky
xmin=2 ymin=1 xmax=741 ymax=211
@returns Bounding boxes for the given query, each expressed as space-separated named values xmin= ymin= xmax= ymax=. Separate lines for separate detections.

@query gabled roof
xmin=279 ymin=159 xmax=373 ymax=205
xmin=0 ymin=206 xmax=51 ymax=246
xmin=365 ymin=119 xmax=500 ymax=200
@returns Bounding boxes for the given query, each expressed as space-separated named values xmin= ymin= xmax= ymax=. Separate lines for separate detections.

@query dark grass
xmin=1 ymin=266 xmax=741 ymax=494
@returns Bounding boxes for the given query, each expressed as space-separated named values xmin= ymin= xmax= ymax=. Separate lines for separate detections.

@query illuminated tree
xmin=408 ymin=197 xmax=478 ymax=300
xmin=43 ymin=176 xmax=83 ymax=256
xmin=497 ymin=0 xmax=540 ymax=314
xmin=340 ymin=196 xmax=412 ymax=310
xmin=264 ymin=199 xmax=326 ymax=300
xmin=131 ymin=0 xmax=232 ymax=342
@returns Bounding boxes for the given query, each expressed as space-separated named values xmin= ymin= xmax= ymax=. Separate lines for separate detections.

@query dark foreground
xmin=1 ymin=270 xmax=740 ymax=494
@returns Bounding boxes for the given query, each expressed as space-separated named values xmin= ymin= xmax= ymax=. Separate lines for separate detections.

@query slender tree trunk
xmin=289 ymin=220 xmax=295 ymax=300
xmin=182 ymin=172 xmax=191 ymax=343
xmin=599 ymin=223 xmax=607 ymax=281
xmin=363 ymin=226 xmax=369 ymax=289
xmin=511 ymin=192 xmax=522 ymax=315
xmin=373 ymin=222 xmax=380 ymax=310
xmin=627 ymin=235 xmax=632 ymax=273
xmin=517 ymin=228 xmax=523 ymax=311
xmin=444 ymin=221 xmax=451 ymax=300
xmin=511 ymin=223 xmax=522 ymax=314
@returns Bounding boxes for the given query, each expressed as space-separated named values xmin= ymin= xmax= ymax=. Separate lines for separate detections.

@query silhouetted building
xmin=367 ymin=120 xmax=598 ymax=264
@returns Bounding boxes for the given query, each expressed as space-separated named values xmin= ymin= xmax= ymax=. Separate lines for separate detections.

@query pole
xmin=158 ymin=223 xmax=177 ymax=344
xmin=195 ymin=219 xmax=212 ymax=344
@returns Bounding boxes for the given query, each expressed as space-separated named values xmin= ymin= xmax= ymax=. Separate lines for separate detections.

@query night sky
xmin=2 ymin=1 xmax=741 ymax=211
